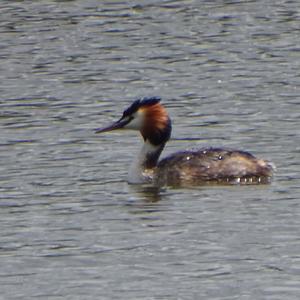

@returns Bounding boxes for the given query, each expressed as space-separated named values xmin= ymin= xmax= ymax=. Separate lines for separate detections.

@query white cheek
xmin=124 ymin=111 xmax=144 ymax=130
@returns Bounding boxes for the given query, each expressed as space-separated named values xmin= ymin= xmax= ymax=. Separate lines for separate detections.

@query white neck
xmin=128 ymin=140 xmax=164 ymax=184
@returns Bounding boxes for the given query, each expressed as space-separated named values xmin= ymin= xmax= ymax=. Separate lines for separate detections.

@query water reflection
xmin=129 ymin=184 xmax=163 ymax=201
xmin=1 ymin=0 xmax=300 ymax=299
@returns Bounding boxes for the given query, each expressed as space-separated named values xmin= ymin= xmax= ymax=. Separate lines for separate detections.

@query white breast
xmin=128 ymin=140 xmax=160 ymax=184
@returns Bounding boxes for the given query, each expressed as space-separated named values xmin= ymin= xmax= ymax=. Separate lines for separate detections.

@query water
xmin=1 ymin=0 xmax=299 ymax=299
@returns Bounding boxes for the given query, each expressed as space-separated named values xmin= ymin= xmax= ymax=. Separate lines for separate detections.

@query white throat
xmin=128 ymin=140 xmax=163 ymax=184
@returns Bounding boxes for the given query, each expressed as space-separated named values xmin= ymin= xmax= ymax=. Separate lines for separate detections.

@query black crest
xmin=122 ymin=97 xmax=161 ymax=118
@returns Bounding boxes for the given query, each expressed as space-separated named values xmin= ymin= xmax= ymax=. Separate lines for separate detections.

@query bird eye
xmin=120 ymin=115 xmax=134 ymax=124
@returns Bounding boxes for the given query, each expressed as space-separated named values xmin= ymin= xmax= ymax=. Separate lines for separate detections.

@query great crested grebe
xmin=96 ymin=97 xmax=274 ymax=186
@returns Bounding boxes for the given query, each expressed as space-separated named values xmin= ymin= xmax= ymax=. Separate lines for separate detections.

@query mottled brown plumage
xmin=155 ymin=148 xmax=274 ymax=186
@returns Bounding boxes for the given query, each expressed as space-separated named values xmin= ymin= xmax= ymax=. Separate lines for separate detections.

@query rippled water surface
xmin=1 ymin=1 xmax=300 ymax=299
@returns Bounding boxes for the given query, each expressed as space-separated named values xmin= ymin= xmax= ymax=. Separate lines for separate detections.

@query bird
xmin=95 ymin=97 xmax=274 ymax=186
